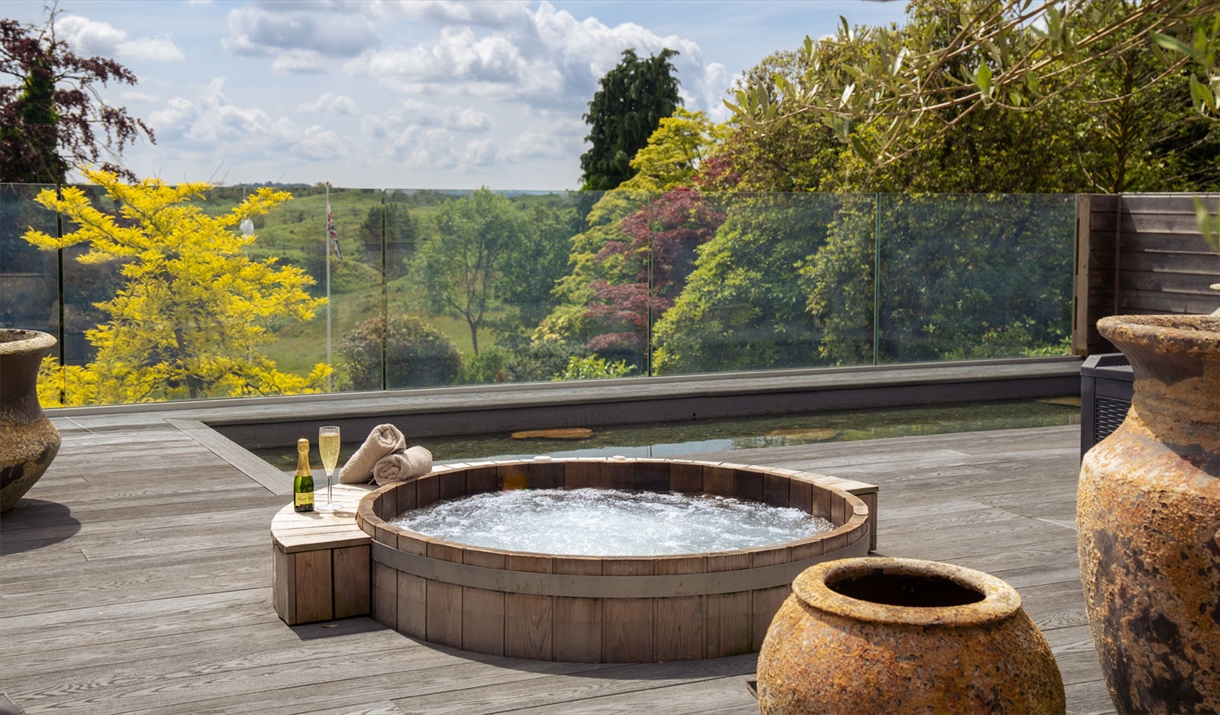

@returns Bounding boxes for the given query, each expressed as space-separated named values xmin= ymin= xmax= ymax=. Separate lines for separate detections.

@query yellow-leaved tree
xmin=25 ymin=168 xmax=332 ymax=406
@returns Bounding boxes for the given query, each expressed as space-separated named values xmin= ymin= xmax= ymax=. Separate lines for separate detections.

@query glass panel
xmin=389 ymin=188 xmax=648 ymax=388
xmin=378 ymin=189 xmax=476 ymax=390
xmin=877 ymin=194 xmax=1076 ymax=363
xmin=6 ymin=183 xmax=1082 ymax=408
xmin=1 ymin=184 xmax=61 ymax=404
xmin=652 ymin=192 xmax=852 ymax=375
xmin=471 ymin=190 xmax=586 ymax=385
xmin=43 ymin=182 xmax=376 ymax=406
xmin=645 ymin=188 xmax=729 ymax=377
xmin=0 ymin=184 xmax=59 ymax=334
xmin=59 ymin=184 xmax=124 ymax=406
xmin=802 ymin=193 xmax=878 ymax=367
xmin=552 ymin=189 xmax=656 ymax=380
xmin=275 ymin=186 xmax=385 ymax=394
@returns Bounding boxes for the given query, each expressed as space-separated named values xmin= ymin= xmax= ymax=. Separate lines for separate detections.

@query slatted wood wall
xmin=1073 ymin=193 xmax=1220 ymax=355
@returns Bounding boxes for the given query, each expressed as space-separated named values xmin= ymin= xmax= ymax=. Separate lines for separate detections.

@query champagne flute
xmin=317 ymin=426 xmax=341 ymax=513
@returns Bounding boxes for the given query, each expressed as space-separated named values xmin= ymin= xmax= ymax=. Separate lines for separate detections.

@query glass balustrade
xmin=0 ymin=184 xmax=1076 ymax=408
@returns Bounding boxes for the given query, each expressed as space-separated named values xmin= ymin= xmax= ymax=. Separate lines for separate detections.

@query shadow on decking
xmin=0 ymin=499 xmax=80 ymax=555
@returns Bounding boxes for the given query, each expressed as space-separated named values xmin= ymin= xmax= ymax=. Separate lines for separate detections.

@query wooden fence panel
xmin=1074 ymin=193 xmax=1220 ymax=355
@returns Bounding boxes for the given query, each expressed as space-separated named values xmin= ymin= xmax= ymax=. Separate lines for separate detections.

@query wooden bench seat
xmin=271 ymin=483 xmax=374 ymax=625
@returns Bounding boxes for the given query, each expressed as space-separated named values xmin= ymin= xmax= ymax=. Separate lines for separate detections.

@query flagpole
xmin=326 ymin=182 xmax=332 ymax=391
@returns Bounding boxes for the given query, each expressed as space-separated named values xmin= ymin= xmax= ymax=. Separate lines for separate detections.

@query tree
xmin=494 ymin=199 xmax=578 ymax=329
xmin=583 ymin=187 xmax=725 ymax=359
xmin=358 ymin=203 xmax=417 ymax=280
xmin=580 ymin=48 xmax=682 ymax=191
xmin=722 ymin=0 xmax=1220 ymax=199
xmin=616 ymin=108 xmax=723 ymax=192
xmin=730 ymin=0 xmax=1218 ymax=165
xmin=651 ymin=194 xmax=836 ymax=374
xmin=1 ymin=9 xmax=154 ymax=183
xmin=25 ymin=168 xmax=330 ymax=406
xmin=409 ymin=189 xmax=529 ymax=354
xmin=803 ymin=194 xmax=1076 ymax=365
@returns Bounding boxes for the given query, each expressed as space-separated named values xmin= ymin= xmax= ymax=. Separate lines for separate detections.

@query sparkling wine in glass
xmin=318 ymin=426 xmax=341 ymax=512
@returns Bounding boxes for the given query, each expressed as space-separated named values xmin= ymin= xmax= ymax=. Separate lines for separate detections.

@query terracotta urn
xmin=1 ymin=329 xmax=61 ymax=512
xmin=756 ymin=557 xmax=1065 ymax=715
xmin=1078 ymin=314 xmax=1220 ymax=713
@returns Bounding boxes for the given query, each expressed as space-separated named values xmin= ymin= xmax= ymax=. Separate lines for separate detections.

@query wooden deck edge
xmin=166 ymin=417 xmax=294 ymax=495
xmin=46 ymin=357 xmax=1083 ymax=421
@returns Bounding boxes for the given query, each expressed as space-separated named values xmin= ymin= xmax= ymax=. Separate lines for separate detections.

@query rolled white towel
xmin=339 ymin=424 xmax=406 ymax=484
xmin=372 ymin=445 xmax=433 ymax=486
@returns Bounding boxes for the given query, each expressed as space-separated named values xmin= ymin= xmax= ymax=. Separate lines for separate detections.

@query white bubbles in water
xmin=391 ymin=488 xmax=834 ymax=556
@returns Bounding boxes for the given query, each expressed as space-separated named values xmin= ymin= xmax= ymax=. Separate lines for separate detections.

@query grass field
xmin=260 ymin=276 xmax=503 ymax=381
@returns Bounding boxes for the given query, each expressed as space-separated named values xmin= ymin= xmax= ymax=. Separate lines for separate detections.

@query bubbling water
xmin=391 ymin=488 xmax=834 ymax=556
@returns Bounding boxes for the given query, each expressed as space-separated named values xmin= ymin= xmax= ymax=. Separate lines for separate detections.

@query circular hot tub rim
xmin=355 ymin=457 xmax=871 ymax=663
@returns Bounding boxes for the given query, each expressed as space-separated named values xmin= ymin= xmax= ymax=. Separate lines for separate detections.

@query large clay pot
xmin=1078 ymin=314 xmax=1220 ymax=714
xmin=756 ymin=557 xmax=1065 ymax=714
xmin=1 ymin=329 xmax=61 ymax=512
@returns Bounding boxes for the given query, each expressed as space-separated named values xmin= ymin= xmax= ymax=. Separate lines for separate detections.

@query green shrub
xmin=552 ymin=355 xmax=636 ymax=381
xmin=461 ymin=346 xmax=507 ymax=384
xmin=338 ymin=315 xmax=461 ymax=390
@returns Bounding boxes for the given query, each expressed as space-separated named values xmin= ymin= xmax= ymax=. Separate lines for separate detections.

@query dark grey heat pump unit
xmin=1080 ymin=353 xmax=1134 ymax=459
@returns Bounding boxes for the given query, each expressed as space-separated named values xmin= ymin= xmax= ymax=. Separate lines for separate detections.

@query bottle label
xmin=295 ymin=491 xmax=314 ymax=510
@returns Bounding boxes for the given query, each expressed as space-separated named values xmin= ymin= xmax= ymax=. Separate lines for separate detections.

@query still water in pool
xmin=391 ymin=487 xmax=834 ymax=556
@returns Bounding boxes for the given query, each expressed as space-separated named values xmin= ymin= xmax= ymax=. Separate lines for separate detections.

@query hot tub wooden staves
xmin=353 ymin=458 xmax=873 ymax=663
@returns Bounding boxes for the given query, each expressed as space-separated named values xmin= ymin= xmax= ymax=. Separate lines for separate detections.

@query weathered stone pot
xmin=757 ymin=557 xmax=1065 ymax=715
xmin=1 ymin=329 xmax=61 ymax=513
xmin=1078 ymin=314 xmax=1220 ymax=714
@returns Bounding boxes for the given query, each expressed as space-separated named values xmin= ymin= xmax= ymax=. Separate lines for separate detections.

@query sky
xmin=4 ymin=0 xmax=910 ymax=190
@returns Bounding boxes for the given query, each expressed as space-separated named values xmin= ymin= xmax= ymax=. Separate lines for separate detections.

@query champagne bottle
xmin=293 ymin=438 xmax=315 ymax=513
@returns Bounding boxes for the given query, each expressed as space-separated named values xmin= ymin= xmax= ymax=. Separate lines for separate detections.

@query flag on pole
xmin=326 ymin=197 xmax=344 ymax=262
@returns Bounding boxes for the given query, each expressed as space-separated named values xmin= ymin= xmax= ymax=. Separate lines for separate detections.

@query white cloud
xmin=296 ymin=125 xmax=345 ymax=160
xmin=118 ymin=90 xmax=159 ymax=103
xmin=120 ymin=37 xmax=187 ymax=62
xmin=361 ymin=100 xmax=501 ymax=170
xmin=224 ymin=5 xmax=379 ymax=58
xmin=296 ymin=92 xmax=358 ymax=115
xmin=149 ymin=78 xmax=347 ymax=163
xmin=57 ymin=15 xmax=126 ymax=54
xmin=360 ymin=97 xmax=580 ymax=175
xmin=272 ymin=49 xmax=326 ymax=74
xmin=57 ymin=15 xmax=185 ymax=62
xmin=500 ymin=127 xmax=582 ymax=162
xmin=364 ymin=100 xmax=492 ymax=136
xmin=462 ymin=137 xmax=498 ymax=166
xmin=452 ymin=107 xmax=493 ymax=132
xmin=371 ymin=0 xmax=528 ymax=28
xmin=345 ymin=1 xmax=713 ymax=113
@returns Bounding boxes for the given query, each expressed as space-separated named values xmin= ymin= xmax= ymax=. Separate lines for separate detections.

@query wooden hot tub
xmin=355 ymin=457 xmax=871 ymax=663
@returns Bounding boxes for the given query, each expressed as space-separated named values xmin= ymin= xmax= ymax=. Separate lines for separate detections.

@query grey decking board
xmin=111 ymin=657 xmax=612 ymax=715
xmin=1 ymin=617 xmax=395 ymax=683
xmin=390 ymin=654 xmax=757 ymax=715
xmin=0 ymin=421 xmax=1116 ymax=715
xmin=1065 ymin=680 xmax=1119 ymax=715
xmin=0 ymin=504 xmax=281 ymax=544
xmin=297 ymin=703 xmax=406 ymax=715
xmin=0 ymin=549 xmax=268 ymax=619
xmin=490 ymin=677 xmax=760 ymax=715
xmin=166 ymin=418 xmax=294 ymax=495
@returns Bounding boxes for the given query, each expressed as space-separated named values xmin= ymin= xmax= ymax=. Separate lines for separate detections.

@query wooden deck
xmin=0 ymin=416 xmax=1114 ymax=714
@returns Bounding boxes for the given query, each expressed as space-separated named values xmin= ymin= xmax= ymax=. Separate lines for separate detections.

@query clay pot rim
xmin=1097 ymin=315 xmax=1220 ymax=351
xmin=0 ymin=329 xmax=57 ymax=355
xmin=792 ymin=557 xmax=1021 ymax=627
